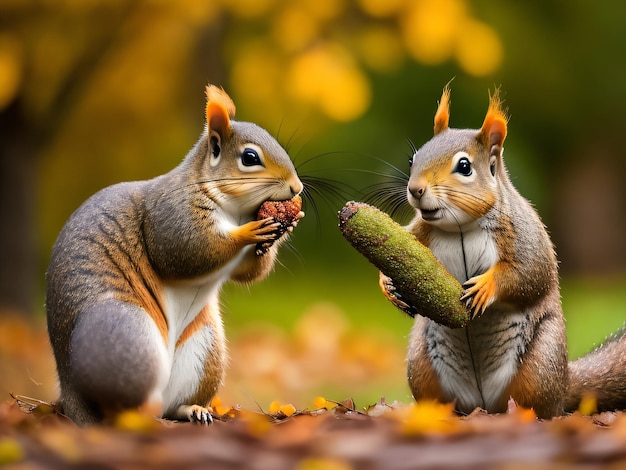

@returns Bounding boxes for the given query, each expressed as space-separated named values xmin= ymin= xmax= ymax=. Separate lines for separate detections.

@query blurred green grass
xmin=222 ymin=260 xmax=626 ymax=406
xmin=562 ymin=276 xmax=626 ymax=359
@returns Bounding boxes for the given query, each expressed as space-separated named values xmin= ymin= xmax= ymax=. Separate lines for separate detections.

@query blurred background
xmin=1 ymin=0 xmax=625 ymax=410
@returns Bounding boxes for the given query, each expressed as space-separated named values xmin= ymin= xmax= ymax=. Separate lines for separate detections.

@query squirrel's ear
xmin=434 ymin=84 xmax=451 ymax=135
xmin=478 ymin=88 xmax=508 ymax=156
xmin=206 ymin=85 xmax=236 ymax=139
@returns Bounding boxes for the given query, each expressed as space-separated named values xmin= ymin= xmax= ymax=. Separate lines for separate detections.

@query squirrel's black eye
xmin=210 ymin=136 xmax=220 ymax=158
xmin=454 ymin=157 xmax=472 ymax=176
xmin=241 ymin=148 xmax=262 ymax=167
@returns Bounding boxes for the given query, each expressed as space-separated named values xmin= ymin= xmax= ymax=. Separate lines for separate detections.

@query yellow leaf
xmin=115 ymin=410 xmax=158 ymax=433
xmin=313 ymin=396 xmax=328 ymax=409
xmin=398 ymin=401 xmax=457 ymax=436
xmin=269 ymin=401 xmax=281 ymax=414
xmin=311 ymin=396 xmax=336 ymax=411
xmin=279 ymin=403 xmax=297 ymax=417
xmin=0 ymin=438 xmax=24 ymax=465
xmin=210 ymin=396 xmax=232 ymax=417
xmin=578 ymin=393 xmax=598 ymax=416
xmin=296 ymin=457 xmax=353 ymax=470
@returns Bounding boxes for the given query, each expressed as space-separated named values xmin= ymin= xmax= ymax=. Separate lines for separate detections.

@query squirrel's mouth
xmin=420 ymin=208 xmax=441 ymax=222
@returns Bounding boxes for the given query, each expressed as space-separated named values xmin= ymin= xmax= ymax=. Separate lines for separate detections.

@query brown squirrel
xmin=380 ymin=86 xmax=626 ymax=418
xmin=46 ymin=85 xmax=304 ymax=425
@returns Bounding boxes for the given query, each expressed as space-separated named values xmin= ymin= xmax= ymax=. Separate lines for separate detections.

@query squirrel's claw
xmin=175 ymin=404 xmax=214 ymax=425
xmin=461 ymin=269 xmax=498 ymax=319
xmin=379 ymin=272 xmax=418 ymax=317
xmin=189 ymin=404 xmax=213 ymax=426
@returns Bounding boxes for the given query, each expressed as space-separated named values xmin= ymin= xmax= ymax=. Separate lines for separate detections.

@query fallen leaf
xmin=269 ymin=401 xmax=281 ymax=414
xmin=0 ymin=437 xmax=24 ymax=465
xmin=313 ymin=396 xmax=335 ymax=410
xmin=296 ymin=457 xmax=353 ymax=470
xmin=279 ymin=403 xmax=297 ymax=417
xmin=396 ymin=400 xmax=457 ymax=436
xmin=115 ymin=410 xmax=159 ymax=433
xmin=506 ymin=397 xmax=537 ymax=423
xmin=578 ymin=393 xmax=598 ymax=416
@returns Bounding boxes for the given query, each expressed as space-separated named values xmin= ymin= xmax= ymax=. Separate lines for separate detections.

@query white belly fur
xmin=158 ymin=248 xmax=248 ymax=413
xmin=426 ymin=225 xmax=527 ymax=413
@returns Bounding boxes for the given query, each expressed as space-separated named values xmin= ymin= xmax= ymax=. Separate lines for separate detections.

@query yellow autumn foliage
xmin=114 ymin=409 xmax=159 ymax=433
xmin=0 ymin=438 xmax=24 ymax=465
xmin=455 ymin=18 xmax=503 ymax=76
xmin=357 ymin=27 xmax=405 ymax=73
xmin=269 ymin=400 xmax=297 ymax=417
xmin=210 ymin=396 xmax=233 ymax=417
xmin=357 ymin=0 xmax=407 ymax=18
xmin=402 ymin=0 xmax=467 ymax=65
xmin=577 ymin=393 xmax=598 ymax=417
xmin=0 ymin=34 xmax=22 ymax=111
xmin=287 ymin=43 xmax=371 ymax=122
xmin=396 ymin=401 xmax=457 ymax=436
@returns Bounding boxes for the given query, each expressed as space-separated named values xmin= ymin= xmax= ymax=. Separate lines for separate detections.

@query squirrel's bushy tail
xmin=565 ymin=327 xmax=626 ymax=412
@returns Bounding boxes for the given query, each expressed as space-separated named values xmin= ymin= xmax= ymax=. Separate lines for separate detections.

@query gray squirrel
xmin=46 ymin=85 xmax=304 ymax=425
xmin=380 ymin=86 xmax=626 ymax=418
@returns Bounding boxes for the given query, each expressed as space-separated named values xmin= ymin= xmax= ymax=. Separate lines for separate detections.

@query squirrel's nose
xmin=290 ymin=177 xmax=304 ymax=197
xmin=408 ymin=178 xmax=427 ymax=200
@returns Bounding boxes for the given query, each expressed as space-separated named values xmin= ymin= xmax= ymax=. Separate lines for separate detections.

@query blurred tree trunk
xmin=0 ymin=100 xmax=38 ymax=315
xmin=0 ymin=4 xmax=139 ymax=317
xmin=553 ymin=146 xmax=626 ymax=275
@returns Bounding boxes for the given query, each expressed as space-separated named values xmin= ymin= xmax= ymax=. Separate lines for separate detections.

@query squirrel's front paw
xmin=254 ymin=210 xmax=305 ymax=256
xmin=379 ymin=272 xmax=418 ymax=317
xmin=231 ymin=218 xmax=281 ymax=246
xmin=461 ymin=268 xmax=498 ymax=319
xmin=254 ymin=198 xmax=305 ymax=256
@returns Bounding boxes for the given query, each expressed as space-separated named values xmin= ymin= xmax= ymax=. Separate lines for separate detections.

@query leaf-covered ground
xmin=3 ymin=314 xmax=626 ymax=469
xmin=2 ymin=396 xmax=626 ymax=469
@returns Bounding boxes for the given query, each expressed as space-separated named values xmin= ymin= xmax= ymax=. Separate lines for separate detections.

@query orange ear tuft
xmin=480 ymin=88 xmax=508 ymax=153
xmin=205 ymin=85 xmax=236 ymax=138
xmin=434 ymin=85 xmax=451 ymax=135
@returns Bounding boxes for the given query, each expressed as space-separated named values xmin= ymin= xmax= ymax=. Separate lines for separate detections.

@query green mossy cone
xmin=339 ymin=201 xmax=469 ymax=328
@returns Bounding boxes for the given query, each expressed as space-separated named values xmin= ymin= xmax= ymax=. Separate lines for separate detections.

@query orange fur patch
xmin=205 ymin=85 xmax=236 ymax=137
xmin=123 ymin=258 xmax=168 ymax=344
xmin=480 ymin=88 xmax=508 ymax=140
xmin=176 ymin=303 xmax=216 ymax=349
xmin=205 ymin=85 xmax=236 ymax=119
xmin=434 ymin=85 xmax=451 ymax=135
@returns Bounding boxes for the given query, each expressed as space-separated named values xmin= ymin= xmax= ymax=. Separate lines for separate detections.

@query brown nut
xmin=255 ymin=195 xmax=303 ymax=255
xmin=256 ymin=195 xmax=303 ymax=231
